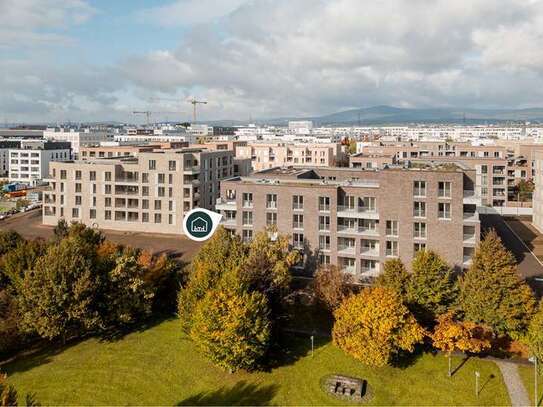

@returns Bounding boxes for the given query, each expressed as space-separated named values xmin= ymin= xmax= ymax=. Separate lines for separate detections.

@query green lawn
xmin=518 ymin=364 xmax=543 ymax=406
xmin=3 ymin=318 xmax=510 ymax=406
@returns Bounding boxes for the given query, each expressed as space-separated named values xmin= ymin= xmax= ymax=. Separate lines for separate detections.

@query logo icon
xmin=183 ymin=208 xmax=222 ymax=241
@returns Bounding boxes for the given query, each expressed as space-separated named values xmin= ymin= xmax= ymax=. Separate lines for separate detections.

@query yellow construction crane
xmin=132 ymin=111 xmax=182 ymax=125
xmin=149 ymin=97 xmax=208 ymax=123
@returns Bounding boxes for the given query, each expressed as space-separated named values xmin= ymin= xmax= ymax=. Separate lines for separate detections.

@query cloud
xmin=3 ymin=0 xmax=543 ymax=122
xmin=137 ymin=0 xmax=248 ymax=27
xmin=0 ymin=0 xmax=96 ymax=48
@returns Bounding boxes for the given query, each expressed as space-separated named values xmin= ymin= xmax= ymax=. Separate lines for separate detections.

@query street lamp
xmin=310 ymin=335 xmax=314 ymax=358
xmin=475 ymin=371 xmax=480 ymax=398
xmin=529 ymin=356 xmax=538 ymax=407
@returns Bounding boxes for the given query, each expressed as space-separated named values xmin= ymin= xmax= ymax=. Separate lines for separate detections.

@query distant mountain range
xmin=240 ymin=105 xmax=543 ymax=126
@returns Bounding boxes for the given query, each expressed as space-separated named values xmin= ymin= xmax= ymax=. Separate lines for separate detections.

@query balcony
xmin=220 ymin=218 xmax=236 ymax=227
xmin=359 ymin=228 xmax=379 ymax=237
xmin=115 ymin=177 xmax=139 ymax=184
xmin=215 ymin=197 xmax=237 ymax=211
xmin=463 ymin=234 xmax=477 ymax=246
xmin=183 ymin=166 xmax=200 ymax=175
xmin=337 ymin=225 xmax=358 ymax=234
xmin=337 ymin=245 xmax=356 ymax=256
xmin=360 ymin=267 xmax=380 ymax=277
xmin=337 ymin=205 xmax=379 ymax=219
xmin=360 ymin=248 xmax=379 ymax=257
xmin=463 ymin=212 xmax=480 ymax=223
xmin=341 ymin=265 xmax=357 ymax=275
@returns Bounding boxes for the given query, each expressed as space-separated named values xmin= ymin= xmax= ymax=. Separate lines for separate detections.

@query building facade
xmin=43 ymin=129 xmax=112 ymax=155
xmin=217 ymin=166 xmax=480 ymax=280
xmin=43 ymin=148 xmax=235 ymax=234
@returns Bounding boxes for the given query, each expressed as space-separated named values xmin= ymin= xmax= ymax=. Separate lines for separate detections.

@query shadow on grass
xmin=479 ymin=373 xmax=496 ymax=394
xmin=98 ymin=314 xmax=176 ymax=342
xmin=390 ymin=344 xmax=425 ymax=369
xmin=451 ymin=356 xmax=470 ymax=376
xmin=176 ymin=381 xmax=279 ymax=406
xmin=262 ymin=332 xmax=328 ymax=372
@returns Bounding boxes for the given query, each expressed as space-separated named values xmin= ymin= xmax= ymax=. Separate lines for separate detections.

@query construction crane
xmin=132 ymin=111 xmax=181 ymax=126
xmin=149 ymin=97 xmax=208 ymax=123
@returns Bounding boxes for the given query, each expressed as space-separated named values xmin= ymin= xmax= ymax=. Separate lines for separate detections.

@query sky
xmin=2 ymin=0 xmax=543 ymax=123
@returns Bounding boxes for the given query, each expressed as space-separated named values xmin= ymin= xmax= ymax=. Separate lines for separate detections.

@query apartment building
xmin=236 ymin=142 xmax=347 ymax=171
xmin=79 ymin=142 xmax=188 ymax=160
xmin=0 ymin=140 xmax=21 ymax=176
xmin=43 ymin=148 xmax=235 ymax=234
xmin=9 ymin=140 xmax=71 ymax=185
xmin=44 ymin=128 xmax=112 ymax=155
xmin=217 ymin=165 xmax=480 ymax=280
xmin=533 ymin=150 xmax=543 ymax=233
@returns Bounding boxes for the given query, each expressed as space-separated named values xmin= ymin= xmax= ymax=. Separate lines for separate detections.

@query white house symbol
xmin=191 ymin=217 xmax=208 ymax=233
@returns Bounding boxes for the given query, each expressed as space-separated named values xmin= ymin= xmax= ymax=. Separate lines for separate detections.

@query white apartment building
xmin=44 ymin=128 xmax=112 ymax=155
xmin=0 ymin=140 xmax=21 ymax=177
xmin=114 ymin=128 xmax=198 ymax=144
xmin=9 ymin=140 xmax=71 ymax=185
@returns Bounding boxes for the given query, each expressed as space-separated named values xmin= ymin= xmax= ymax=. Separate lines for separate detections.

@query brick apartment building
xmin=43 ymin=148 xmax=235 ymax=234
xmin=217 ymin=165 xmax=480 ymax=280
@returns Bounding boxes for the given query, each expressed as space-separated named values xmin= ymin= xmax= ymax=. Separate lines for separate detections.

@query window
xmin=158 ymin=186 xmax=165 ymax=197
xmin=90 ymin=209 xmax=96 ymax=219
xmin=414 ymin=242 xmax=426 ymax=252
xmin=149 ymin=160 xmax=156 ymax=170
xmin=142 ymin=199 xmax=149 ymax=209
xmin=158 ymin=173 xmax=165 ymax=184
xmin=386 ymin=240 xmax=398 ymax=257
xmin=168 ymin=201 xmax=173 ymax=211
xmin=168 ymin=160 xmax=176 ymax=171
xmin=386 ymin=220 xmax=399 ymax=236
xmin=414 ymin=222 xmax=427 ymax=239
xmin=266 ymin=212 xmax=277 ymax=225
xmin=293 ymin=233 xmax=304 ymax=248
xmin=105 ymin=197 xmax=111 ymax=207
xmin=60 ymin=170 xmax=66 ymax=180
xmin=319 ymin=215 xmax=330 ymax=231
xmin=75 ymin=183 xmax=82 ymax=193
xmin=319 ymin=254 xmax=330 ymax=265
xmin=105 ymin=172 xmax=111 ymax=181
xmin=360 ymin=196 xmax=376 ymax=212
xmin=72 ymin=208 xmax=79 ymax=218
xmin=438 ymin=181 xmax=451 ymax=198
xmin=154 ymin=200 xmax=161 ymax=210
xmin=242 ymin=211 xmax=253 ymax=226
xmin=438 ymin=202 xmax=451 ymax=219
xmin=413 ymin=201 xmax=426 ymax=218
xmin=142 ymin=173 xmax=149 ymax=183
xmin=142 ymin=212 xmax=149 ymax=222
xmin=292 ymin=195 xmax=304 ymax=210
xmin=242 ymin=229 xmax=253 ymax=242
xmin=481 ymin=165 xmax=488 ymax=174
xmin=154 ymin=213 xmax=162 ymax=223
xmin=168 ymin=214 xmax=173 ymax=225
xmin=142 ymin=186 xmax=149 ymax=196
xmin=266 ymin=194 xmax=277 ymax=209
xmin=75 ymin=196 xmax=82 ymax=205
xmin=293 ymin=214 xmax=304 ymax=229
xmin=319 ymin=235 xmax=330 ymax=250
xmin=75 ymin=170 xmax=81 ymax=180
xmin=319 ymin=196 xmax=330 ymax=211
xmin=105 ymin=210 xmax=111 ymax=220
xmin=242 ymin=192 xmax=253 ymax=208
xmin=168 ymin=174 xmax=173 ymax=184
xmin=413 ymin=180 xmax=426 ymax=197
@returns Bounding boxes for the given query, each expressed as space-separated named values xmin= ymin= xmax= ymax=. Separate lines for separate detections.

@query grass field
xmin=2 ymin=318 xmax=510 ymax=406
xmin=518 ymin=364 xmax=543 ymax=406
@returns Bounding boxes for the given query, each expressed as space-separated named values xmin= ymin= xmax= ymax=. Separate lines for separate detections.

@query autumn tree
xmin=177 ymin=227 xmax=246 ymax=331
xmin=406 ymin=250 xmax=457 ymax=325
xmin=0 ymin=373 xmax=17 ymax=407
xmin=525 ymin=300 xmax=543 ymax=367
xmin=375 ymin=258 xmax=410 ymax=299
xmin=459 ymin=229 xmax=536 ymax=337
xmin=1 ymin=239 xmax=46 ymax=294
xmin=0 ymin=290 xmax=20 ymax=355
xmin=17 ymin=237 xmax=102 ymax=340
xmin=432 ymin=312 xmax=491 ymax=376
xmin=191 ymin=283 xmax=271 ymax=372
xmin=332 ymin=286 xmax=425 ymax=367
xmin=313 ymin=265 xmax=352 ymax=311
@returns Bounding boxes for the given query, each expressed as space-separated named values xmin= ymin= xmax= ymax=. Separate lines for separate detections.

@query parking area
xmin=0 ymin=209 xmax=203 ymax=263
xmin=481 ymin=214 xmax=543 ymax=296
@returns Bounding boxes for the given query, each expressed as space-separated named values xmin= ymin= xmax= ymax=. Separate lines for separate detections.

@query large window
xmin=319 ymin=235 xmax=330 ymax=250
xmin=413 ymin=180 xmax=427 ymax=197
xmin=266 ymin=194 xmax=277 ymax=209
xmin=438 ymin=202 xmax=451 ymax=220
xmin=293 ymin=214 xmax=304 ymax=229
xmin=319 ymin=215 xmax=330 ymax=231
xmin=266 ymin=212 xmax=277 ymax=226
xmin=438 ymin=181 xmax=451 ymax=198
xmin=319 ymin=196 xmax=330 ymax=211
xmin=386 ymin=240 xmax=398 ymax=257
xmin=413 ymin=201 xmax=426 ymax=218
xmin=242 ymin=192 xmax=253 ymax=208
xmin=386 ymin=220 xmax=399 ymax=236
xmin=292 ymin=195 xmax=304 ymax=210
xmin=242 ymin=211 xmax=253 ymax=226
xmin=414 ymin=222 xmax=427 ymax=239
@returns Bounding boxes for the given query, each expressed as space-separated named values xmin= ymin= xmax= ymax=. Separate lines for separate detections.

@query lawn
xmin=3 ymin=318 xmax=510 ymax=406
xmin=518 ymin=364 xmax=543 ymax=406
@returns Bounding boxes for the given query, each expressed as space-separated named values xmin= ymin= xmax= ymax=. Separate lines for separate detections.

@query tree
xmin=514 ymin=179 xmax=534 ymax=202
xmin=0 ymin=373 xmax=17 ymax=407
xmin=525 ymin=300 xmax=543 ymax=368
xmin=332 ymin=286 xmax=425 ymax=367
xmin=313 ymin=265 xmax=352 ymax=311
xmin=1 ymin=239 xmax=46 ymax=294
xmin=15 ymin=199 xmax=30 ymax=210
xmin=0 ymin=290 xmax=21 ymax=355
xmin=406 ymin=250 xmax=457 ymax=325
xmin=375 ymin=258 xmax=410 ymax=299
xmin=17 ymin=238 xmax=102 ymax=340
xmin=102 ymin=248 xmax=155 ymax=326
xmin=191 ymin=284 xmax=271 ymax=372
xmin=177 ymin=227 xmax=246 ymax=332
xmin=53 ymin=219 xmax=69 ymax=241
xmin=459 ymin=229 xmax=536 ymax=337
xmin=432 ymin=312 xmax=491 ymax=376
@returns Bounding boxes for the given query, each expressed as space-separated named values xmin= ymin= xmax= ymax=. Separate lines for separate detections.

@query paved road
xmin=481 ymin=214 xmax=543 ymax=281
xmin=496 ymin=360 xmax=531 ymax=407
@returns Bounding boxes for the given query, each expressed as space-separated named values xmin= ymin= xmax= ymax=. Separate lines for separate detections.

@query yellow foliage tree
xmin=432 ymin=312 xmax=491 ymax=376
xmin=332 ymin=286 xmax=425 ymax=367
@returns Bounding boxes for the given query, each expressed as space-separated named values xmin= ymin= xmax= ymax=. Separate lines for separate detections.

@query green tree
xmin=17 ymin=238 xmax=102 ymax=340
xmin=375 ymin=258 xmax=410 ymax=298
xmin=53 ymin=219 xmax=69 ymax=241
xmin=0 ymin=290 xmax=21 ymax=355
xmin=0 ymin=230 xmax=22 ymax=257
xmin=312 ymin=264 xmax=352 ymax=311
xmin=1 ymin=239 xmax=46 ymax=294
xmin=191 ymin=284 xmax=271 ymax=372
xmin=514 ymin=179 xmax=534 ymax=202
xmin=103 ymin=247 xmax=155 ymax=325
xmin=332 ymin=286 xmax=425 ymax=367
xmin=459 ymin=229 xmax=536 ymax=337
xmin=525 ymin=300 xmax=543 ymax=367
xmin=406 ymin=250 xmax=457 ymax=325
xmin=178 ymin=227 xmax=246 ymax=331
